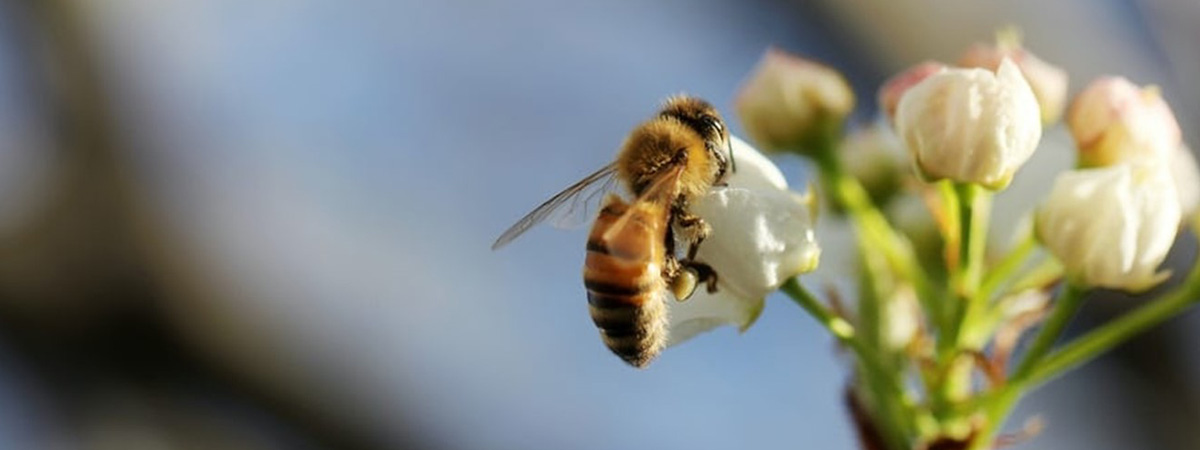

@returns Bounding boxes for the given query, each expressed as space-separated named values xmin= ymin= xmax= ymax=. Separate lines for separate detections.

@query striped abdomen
xmin=583 ymin=195 xmax=670 ymax=368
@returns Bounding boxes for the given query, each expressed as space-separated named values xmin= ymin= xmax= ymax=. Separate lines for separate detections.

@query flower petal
xmin=665 ymin=138 xmax=820 ymax=345
xmin=1170 ymin=144 xmax=1200 ymax=221
xmin=1036 ymin=162 xmax=1180 ymax=292
xmin=725 ymin=135 xmax=788 ymax=190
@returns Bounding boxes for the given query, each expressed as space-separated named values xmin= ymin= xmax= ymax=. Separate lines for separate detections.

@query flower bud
xmin=666 ymin=136 xmax=821 ymax=345
xmin=894 ymin=59 xmax=1042 ymax=190
xmin=1035 ymin=162 xmax=1180 ymax=292
xmin=958 ymin=38 xmax=1068 ymax=124
xmin=735 ymin=48 xmax=855 ymax=152
xmin=840 ymin=122 xmax=906 ymax=207
xmin=878 ymin=61 xmax=947 ymax=123
xmin=1067 ymin=77 xmax=1181 ymax=167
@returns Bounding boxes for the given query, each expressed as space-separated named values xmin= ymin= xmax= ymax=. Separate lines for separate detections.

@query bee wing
xmin=599 ymin=163 xmax=685 ymax=245
xmin=492 ymin=163 xmax=619 ymax=250
xmin=549 ymin=168 xmax=620 ymax=230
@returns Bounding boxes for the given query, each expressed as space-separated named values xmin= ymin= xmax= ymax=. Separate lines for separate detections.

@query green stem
xmin=856 ymin=241 xmax=887 ymax=352
xmin=933 ymin=184 xmax=992 ymax=408
xmin=972 ymin=234 xmax=1040 ymax=344
xmin=1007 ymin=258 xmax=1064 ymax=294
xmin=937 ymin=181 xmax=961 ymax=333
xmin=813 ymin=149 xmax=939 ymax=336
xmin=781 ymin=278 xmax=911 ymax=449
xmin=954 ymin=184 xmax=991 ymax=341
xmin=1012 ymin=282 xmax=1087 ymax=380
xmin=970 ymin=389 xmax=1020 ymax=450
xmin=957 ymin=184 xmax=989 ymax=299
xmin=1025 ymin=263 xmax=1200 ymax=386
xmin=781 ymin=277 xmax=856 ymax=341
xmin=968 ymin=283 xmax=1086 ymax=450
xmin=975 ymin=259 xmax=1200 ymax=449
xmin=978 ymin=232 xmax=1037 ymax=303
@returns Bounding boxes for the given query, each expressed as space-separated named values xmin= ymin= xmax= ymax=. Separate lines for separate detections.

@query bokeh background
xmin=0 ymin=0 xmax=1197 ymax=449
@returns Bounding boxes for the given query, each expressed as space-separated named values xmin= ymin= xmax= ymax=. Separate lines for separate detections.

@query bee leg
xmin=661 ymin=253 xmax=681 ymax=281
xmin=673 ymin=211 xmax=710 ymax=260
xmin=681 ymin=260 xmax=719 ymax=293
xmin=671 ymin=209 xmax=718 ymax=294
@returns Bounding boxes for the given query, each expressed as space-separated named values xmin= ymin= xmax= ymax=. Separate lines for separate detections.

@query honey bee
xmin=492 ymin=95 xmax=734 ymax=367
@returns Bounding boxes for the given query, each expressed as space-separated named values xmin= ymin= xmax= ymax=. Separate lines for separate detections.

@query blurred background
xmin=0 ymin=0 xmax=1197 ymax=449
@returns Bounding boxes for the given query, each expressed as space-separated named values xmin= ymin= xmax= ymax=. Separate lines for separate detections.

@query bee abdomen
xmin=584 ymin=275 xmax=667 ymax=368
xmin=583 ymin=195 xmax=670 ymax=367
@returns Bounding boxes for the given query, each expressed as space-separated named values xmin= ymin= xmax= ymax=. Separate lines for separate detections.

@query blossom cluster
xmin=664 ymin=29 xmax=1199 ymax=450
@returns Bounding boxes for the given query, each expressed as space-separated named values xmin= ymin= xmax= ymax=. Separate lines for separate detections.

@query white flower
xmin=1035 ymin=162 xmax=1180 ymax=292
xmin=895 ymin=58 xmax=1043 ymax=190
xmin=1067 ymin=77 xmax=1181 ymax=168
xmin=666 ymin=136 xmax=820 ymax=345
xmin=1171 ymin=144 xmax=1200 ymax=221
xmin=734 ymin=48 xmax=855 ymax=152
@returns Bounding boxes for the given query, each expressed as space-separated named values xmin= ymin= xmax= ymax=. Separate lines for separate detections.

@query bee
xmin=492 ymin=95 xmax=734 ymax=367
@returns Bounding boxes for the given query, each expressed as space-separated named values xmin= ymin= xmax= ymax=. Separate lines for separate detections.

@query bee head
xmin=660 ymin=96 xmax=725 ymax=141
xmin=660 ymin=95 xmax=735 ymax=182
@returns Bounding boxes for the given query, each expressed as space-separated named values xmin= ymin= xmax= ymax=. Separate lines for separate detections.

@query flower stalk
xmin=810 ymin=139 xmax=941 ymax=332
xmin=956 ymin=183 xmax=990 ymax=303
xmin=780 ymin=277 xmax=855 ymax=341
xmin=1027 ymin=257 xmax=1200 ymax=386
xmin=978 ymin=230 xmax=1037 ymax=302
xmin=781 ymin=277 xmax=914 ymax=450
xmin=1011 ymin=282 xmax=1087 ymax=380
xmin=973 ymin=256 xmax=1200 ymax=449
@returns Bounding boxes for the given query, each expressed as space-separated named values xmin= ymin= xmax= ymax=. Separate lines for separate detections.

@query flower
xmin=1067 ymin=77 xmax=1181 ymax=167
xmin=734 ymin=48 xmax=855 ymax=152
xmin=666 ymin=136 xmax=821 ymax=345
xmin=958 ymin=34 xmax=1068 ymax=124
xmin=1171 ymin=144 xmax=1200 ymax=221
xmin=1035 ymin=162 xmax=1180 ymax=292
xmin=840 ymin=121 xmax=907 ymax=207
xmin=878 ymin=61 xmax=947 ymax=123
xmin=894 ymin=58 xmax=1042 ymax=190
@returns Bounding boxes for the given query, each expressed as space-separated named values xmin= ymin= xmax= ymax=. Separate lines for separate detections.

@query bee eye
xmin=701 ymin=115 xmax=722 ymax=132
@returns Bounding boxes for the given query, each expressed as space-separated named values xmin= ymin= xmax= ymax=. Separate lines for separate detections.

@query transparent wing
xmin=551 ymin=168 xmax=619 ymax=230
xmin=600 ymin=163 xmax=685 ymax=245
xmin=492 ymin=163 xmax=619 ymax=250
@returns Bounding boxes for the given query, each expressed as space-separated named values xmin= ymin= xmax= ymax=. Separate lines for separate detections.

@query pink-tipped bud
xmin=1067 ymin=77 xmax=1181 ymax=167
xmin=958 ymin=36 xmax=1068 ymax=124
xmin=734 ymin=48 xmax=855 ymax=152
xmin=878 ymin=61 xmax=947 ymax=123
